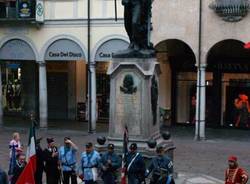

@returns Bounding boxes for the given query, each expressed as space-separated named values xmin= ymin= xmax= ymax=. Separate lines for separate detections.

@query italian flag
xmin=16 ymin=125 xmax=36 ymax=184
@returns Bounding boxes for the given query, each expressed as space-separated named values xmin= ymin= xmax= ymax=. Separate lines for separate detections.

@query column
xmin=39 ymin=62 xmax=48 ymax=128
xmin=0 ymin=65 xmax=3 ymax=127
xmin=88 ymin=63 xmax=96 ymax=133
xmin=195 ymin=64 xmax=206 ymax=140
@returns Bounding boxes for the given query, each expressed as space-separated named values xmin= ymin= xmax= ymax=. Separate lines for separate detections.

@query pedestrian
xmin=43 ymin=138 xmax=60 ymax=184
xmin=100 ymin=143 xmax=121 ymax=184
xmin=126 ymin=143 xmax=146 ymax=184
xmin=225 ymin=156 xmax=248 ymax=184
xmin=35 ymin=138 xmax=44 ymax=184
xmin=80 ymin=142 xmax=101 ymax=184
xmin=59 ymin=137 xmax=78 ymax=184
xmin=146 ymin=146 xmax=174 ymax=184
xmin=11 ymin=153 xmax=26 ymax=184
xmin=9 ymin=132 xmax=22 ymax=158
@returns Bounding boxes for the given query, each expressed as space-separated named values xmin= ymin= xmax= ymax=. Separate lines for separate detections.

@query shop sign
xmin=95 ymin=39 xmax=129 ymax=62
xmin=36 ymin=0 xmax=44 ymax=23
xmin=19 ymin=0 xmax=31 ymax=18
xmin=45 ymin=39 xmax=85 ymax=61
xmin=48 ymin=52 xmax=82 ymax=58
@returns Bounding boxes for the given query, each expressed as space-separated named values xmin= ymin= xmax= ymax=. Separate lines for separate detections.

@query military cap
xmin=129 ymin=143 xmax=137 ymax=150
xmin=228 ymin=155 xmax=237 ymax=162
xmin=85 ymin=142 xmax=93 ymax=148
xmin=64 ymin=137 xmax=71 ymax=141
xmin=108 ymin=143 xmax=115 ymax=149
xmin=46 ymin=138 xmax=54 ymax=144
xmin=156 ymin=145 xmax=164 ymax=153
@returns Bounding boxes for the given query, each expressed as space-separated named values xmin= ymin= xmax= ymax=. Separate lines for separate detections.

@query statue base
xmin=106 ymin=57 xmax=175 ymax=159
xmin=112 ymin=48 xmax=156 ymax=59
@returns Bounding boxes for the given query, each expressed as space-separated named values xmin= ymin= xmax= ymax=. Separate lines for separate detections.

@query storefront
xmin=207 ymin=39 xmax=250 ymax=128
xmin=0 ymin=38 xmax=38 ymax=119
xmin=94 ymin=38 xmax=129 ymax=122
xmin=156 ymin=39 xmax=196 ymax=126
xmin=44 ymin=38 xmax=86 ymax=120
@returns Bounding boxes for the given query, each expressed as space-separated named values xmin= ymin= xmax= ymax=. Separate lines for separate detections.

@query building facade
xmin=153 ymin=0 xmax=250 ymax=138
xmin=0 ymin=0 xmax=128 ymax=130
xmin=1 ymin=0 xmax=250 ymax=136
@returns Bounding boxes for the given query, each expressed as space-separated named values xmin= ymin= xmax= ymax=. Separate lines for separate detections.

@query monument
xmin=106 ymin=0 xmax=174 ymax=157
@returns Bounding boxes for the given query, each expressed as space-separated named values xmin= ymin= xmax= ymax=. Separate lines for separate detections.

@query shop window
xmin=2 ymin=62 xmax=22 ymax=112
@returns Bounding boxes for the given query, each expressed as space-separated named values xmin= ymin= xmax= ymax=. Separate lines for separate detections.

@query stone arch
xmin=0 ymin=36 xmax=39 ymax=61
xmin=155 ymin=39 xmax=196 ymax=71
xmin=91 ymin=35 xmax=129 ymax=62
xmin=40 ymin=35 xmax=87 ymax=62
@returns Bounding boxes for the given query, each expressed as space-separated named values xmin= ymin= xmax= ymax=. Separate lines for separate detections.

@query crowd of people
xmin=5 ymin=132 xmax=175 ymax=184
xmin=2 ymin=132 xmax=249 ymax=184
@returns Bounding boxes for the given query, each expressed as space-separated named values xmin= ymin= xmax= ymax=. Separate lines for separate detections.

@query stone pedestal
xmin=107 ymin=58 xmax=174 ymax=158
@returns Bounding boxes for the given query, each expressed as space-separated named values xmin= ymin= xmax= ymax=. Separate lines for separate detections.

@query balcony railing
xmin=0 ymin=0 xmax=44 ymax=23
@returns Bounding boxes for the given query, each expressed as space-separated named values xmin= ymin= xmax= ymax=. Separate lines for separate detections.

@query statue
xmin=113 ymin=0 xmax=155 ymax=58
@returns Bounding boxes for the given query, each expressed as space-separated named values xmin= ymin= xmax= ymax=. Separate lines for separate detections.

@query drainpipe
xmin=87 ymin=0 xmax=92 ymax=133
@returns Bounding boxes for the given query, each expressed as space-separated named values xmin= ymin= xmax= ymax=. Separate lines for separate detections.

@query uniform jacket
xmin=126 ymin=152 xmax=145 ymax=177
xmin=100 ymin=151 xmax=121 ymax=173
xmin=11 ymin=161 xmax=26 ymax=184
xmin=225 ymin=167 xmax=248 ymax=184
xmin=147 ymin=155 xmax=173 ymax=176
xmin=59 ymin=146 xmax=77 ymax=171
xmin=43 ymin=146 xmax=59 ymax=173
xmin=80 ymin=150 xmax=101 ymax=181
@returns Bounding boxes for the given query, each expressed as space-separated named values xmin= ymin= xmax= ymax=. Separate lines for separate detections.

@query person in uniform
xmin=35 ymin=138 xmax=44 ymax=184
xmin=80 ymin=142 xmax=101 ymax=184
xmin=146 ymin=146 xmax=174 ymax=184
xmin=59 ymin=137 xmax=78 ymax=184
xmin=225 ymin=156 xmax=248 ymax=184
xmin=11 ymin=153 xmax=26 ymax=184
xmin=100 ymin=143 xmax=121 ymax=184
xmin=126 ymin=143 xmax=146 ymax=184
xmin=44 ymin=138 xmax=60 ymax=184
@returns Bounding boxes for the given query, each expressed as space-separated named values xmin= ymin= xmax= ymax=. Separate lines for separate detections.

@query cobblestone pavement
xmin=0 ymin=123 xmax=249 ymax=183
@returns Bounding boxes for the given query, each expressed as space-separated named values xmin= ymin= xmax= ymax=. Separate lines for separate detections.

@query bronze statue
xmin=113 ymin=0 xmax=155 ymax=58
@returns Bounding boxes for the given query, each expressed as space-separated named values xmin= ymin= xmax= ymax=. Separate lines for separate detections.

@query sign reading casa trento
xmin=45 ymin=39 xmax=85 ymax=61
xmin=95 ymin=39 xmax=129 ymax=62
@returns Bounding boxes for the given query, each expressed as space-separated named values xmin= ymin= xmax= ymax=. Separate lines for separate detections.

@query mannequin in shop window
xmin=13 ymin=79 xmax=21 ymax=110
xmin=234 ymin=93 xmax=250 ymax=128
xmin=6 ymin=81 xmax=14 ymax=110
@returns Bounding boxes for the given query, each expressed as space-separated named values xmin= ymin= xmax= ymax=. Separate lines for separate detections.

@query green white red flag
xmin=16 ymin=125 xmax=36 ymax=184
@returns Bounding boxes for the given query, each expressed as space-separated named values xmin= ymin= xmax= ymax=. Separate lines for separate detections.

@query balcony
xmin=0 ymin=0 xmax=44 ymax=24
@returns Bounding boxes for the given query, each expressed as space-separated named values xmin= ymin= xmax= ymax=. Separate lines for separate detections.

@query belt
xmin=62 ymin=163 xmax=76 ymax=167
